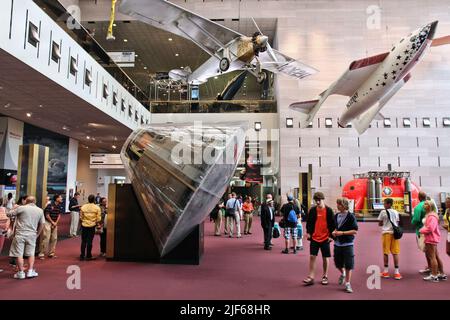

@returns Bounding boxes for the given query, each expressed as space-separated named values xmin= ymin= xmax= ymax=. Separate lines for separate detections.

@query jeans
xmin=80 ymin=226 xmax=95 ymax=258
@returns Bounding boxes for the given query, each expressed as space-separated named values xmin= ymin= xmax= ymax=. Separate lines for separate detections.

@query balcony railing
xmin=149 ymin=100 xmax=277 ymax=113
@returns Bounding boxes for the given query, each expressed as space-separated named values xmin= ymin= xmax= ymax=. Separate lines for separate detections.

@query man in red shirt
xmin=303 ymin=192 xmax=336 ymax=286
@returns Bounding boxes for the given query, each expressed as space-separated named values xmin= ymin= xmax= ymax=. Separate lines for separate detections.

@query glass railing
xmin=33 ymin=0 xmax=149 ymax=110
xmin=149 ymin=100 xmax=277 ymax=113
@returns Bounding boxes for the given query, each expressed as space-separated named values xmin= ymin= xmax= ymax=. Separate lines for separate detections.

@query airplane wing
xmin=119 ymin=0 xmax=242 ymax=57
xmin=258 ymin=49 xmax=318 ymax=80
xmin=326 ymin=52 xmax=390 ymax=96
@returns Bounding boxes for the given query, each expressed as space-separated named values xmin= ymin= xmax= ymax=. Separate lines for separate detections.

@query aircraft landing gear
xmin=256 ymin=71 xmax=267 ymax=84
xmin=219 ymin=58 xmax=230 ymax=72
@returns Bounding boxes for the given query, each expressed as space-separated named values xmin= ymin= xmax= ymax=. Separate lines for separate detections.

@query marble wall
xmin=173 ymin=0 xmax=450 ymax=204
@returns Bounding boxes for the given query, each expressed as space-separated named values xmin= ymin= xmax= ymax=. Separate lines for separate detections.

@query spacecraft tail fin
xmin=289 ymin=99 xmax=321 ymax=128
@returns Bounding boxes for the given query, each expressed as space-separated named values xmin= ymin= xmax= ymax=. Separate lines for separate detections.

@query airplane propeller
xmin=251 ymin=17 xmax=278 ymax=63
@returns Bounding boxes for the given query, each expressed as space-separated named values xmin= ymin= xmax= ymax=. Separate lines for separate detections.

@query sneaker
xmin=26 ymin=269 xmax=38 ymax=278
xmin=79 ymin=256 xmax=85 ymax=261
xmin=264 ymin=246 xmax=272 ymax=251
xmin=100 ymin=253 xmax=106 ymax=257
xmin=281 ymin=249 xmax=289 ymax=254
xmin=423 ymin=275 xmax=439 ymax=282
xmin=247 ymin=232 xmax=252 ymax=235
xmin=338 ymin=274 xmax=345 ymax=285
xmin=86 ymin=256 xmax=96 ymax=261
xmin=13 ymin=271 xmax=26 ymax=280
xmin=48 ymin=254 xmax=57 ymax=258
xmin=381 ymin=272 xmax=390 ymax=278
xmin=293 ymin=249 xmax=297 ymax=254
xmin=38 ymin=255 xmax=45 ymax=260
xmin=296 ymin=246 xmax=304 ymax=251
xmin=345 ymin=283 xmax=353 ymax=293
xmin=394 ymin=273 xmax=402 ymax=280
xmin=419 ymin=268 xmax=431 ymax=275
xmin=437 ymin=274 xmax=447 ymax=281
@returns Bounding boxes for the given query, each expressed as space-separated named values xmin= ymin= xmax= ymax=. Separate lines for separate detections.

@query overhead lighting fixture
xmin=70 ymin=57 xmax=78 ymax=76
xmin=123 ymin=39 xmax=128 ymax=42
xmin=4 ymin=103 xmax=10 ymax=108
xmin=51 ymin=41 xmax=61 ymax=63
xmin=168 ymin=38 xmax=173 ymax=41
xmin=143 ymin=66 xmax=147 ymax=70
xmin=38 ymin=104 xmax=43 ymax=108
xmin=113 ymin=23 xmax=117 ymax=27
xmin=28 ymin=22 xmax=40 ymax=47
xmin=180 ymin=66 xmax=184 ymax=69
xmin=254 ymin=122 xmax=261 ymax=131
xmin=214 ymin=76 xmax=218 ymax=79
xmin=175 ymin=53 xmax=179 ymax=57
xmin=85 ymin=69 xmax=92 ymax=87
xmin=62 ymin=125 xmax=70 ymax=131
xmin=135 ymin=54 xmax=138 ymax=57
xmin=26 ymin=112 xmax=32 ymax=117
xmin=112 ymin=145 xmax=117 ymax=149
xmin=86 ymin=136 xmax=91 ymax=140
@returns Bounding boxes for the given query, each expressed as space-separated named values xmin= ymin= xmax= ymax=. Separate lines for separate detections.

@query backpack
xmin=287 ymin=206 xmax=297 ymax=223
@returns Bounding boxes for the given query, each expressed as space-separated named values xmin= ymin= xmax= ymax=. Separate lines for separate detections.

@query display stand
xmin=106 ymin=183 xmax=204 ymax=265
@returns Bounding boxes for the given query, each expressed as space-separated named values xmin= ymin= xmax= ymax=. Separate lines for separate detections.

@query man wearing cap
xmin=303 ymin=192 xmax=336 ymax=286
xmin=280 ymin=195 xmax=301 ymax=254
xmin=260 ymin=194 xmax=275 ymax=250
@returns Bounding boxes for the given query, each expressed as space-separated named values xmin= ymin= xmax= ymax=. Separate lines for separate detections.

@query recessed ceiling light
xmin=214 ymin=76 xmax=218 ymax=79
xmin=123 ymin=39 xmax=128 ymax=42
xmin=86 ymin=136 xmax=91 ymax=140
xmin=180 ymin=66 xmax=184 ymax=69
xmin=38 ymin=104 xmax=43 ymax=108
xmin=26 ymin=112 xmax=32 ymax=117
xmin=168 ymin=38 xmax=173 ymax=41
xmin=62 ymin=125 xmax=69 ymax=131
xmin=135 ymin=54 xmax=138 ymax=57
xmin=112 ymin=145 xmax=117 ymax=149
xmin=114 ymin=136 xmax=118 ymax=141
xmin=4 ymin=103 xmax=10 ymax=108
xmin=113 ymin=23 xmax=117 ymax=27
xmin=143 ymin=66 xmax=147 ymax=70
xmin=175 ymin=53 xmax=179 ymax=57
xmin=92 ymin=137 xmax=96 ymax=141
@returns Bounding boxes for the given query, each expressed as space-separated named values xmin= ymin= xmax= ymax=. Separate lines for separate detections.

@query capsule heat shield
xmin=121 ymin=122 xmax=247 ymax=256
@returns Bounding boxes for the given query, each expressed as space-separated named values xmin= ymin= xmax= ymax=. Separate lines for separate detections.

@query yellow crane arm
xmin=106 ymin=0 xmax=117 ymax=41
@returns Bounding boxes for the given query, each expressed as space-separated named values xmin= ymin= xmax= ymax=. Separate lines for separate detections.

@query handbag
xmin=225 ymin=199 xmax=238 ymax=217
xmin=386 ymin=209 xmax=403 ymax=240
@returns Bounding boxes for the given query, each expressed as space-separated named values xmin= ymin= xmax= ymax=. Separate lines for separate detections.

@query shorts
xmin=382 ymin=233 xmax=400 ymax=255
xmin=310 ymin=239 xmax=331 ymax=257
xmin=447 ymin=233 xmax=450 ymax=243
xmin=9 ymin=234 xmax=37 ymax=258
xmin=284 ymin=227 xmax=298 ymax=240
xmin=334 ymin=245 xmax=355 ymax=270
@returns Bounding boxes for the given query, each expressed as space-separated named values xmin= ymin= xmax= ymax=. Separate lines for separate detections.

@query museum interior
xmin=0 ymin=0 xmax=449 ymax=301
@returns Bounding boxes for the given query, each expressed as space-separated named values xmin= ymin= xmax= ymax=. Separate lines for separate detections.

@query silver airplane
xmin=290 ymin=21 xmax=450 ymax=134
xmin=119 ymin=0 xmax=318 ymax=85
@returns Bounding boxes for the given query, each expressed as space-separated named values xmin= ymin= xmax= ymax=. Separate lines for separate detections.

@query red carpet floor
xmin=0 ymin=217 xmax=448 ymax=300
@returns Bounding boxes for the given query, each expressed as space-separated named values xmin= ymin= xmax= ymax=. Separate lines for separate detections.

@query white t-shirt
xmin=378 ymin=209 xmax=400 ymax=234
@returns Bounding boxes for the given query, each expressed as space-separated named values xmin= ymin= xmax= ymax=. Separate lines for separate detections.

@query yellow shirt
xmin=444 ymin=209 xmax=450 ymax=232
xmin=80 ymin=203 xmax=101 ymax=227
